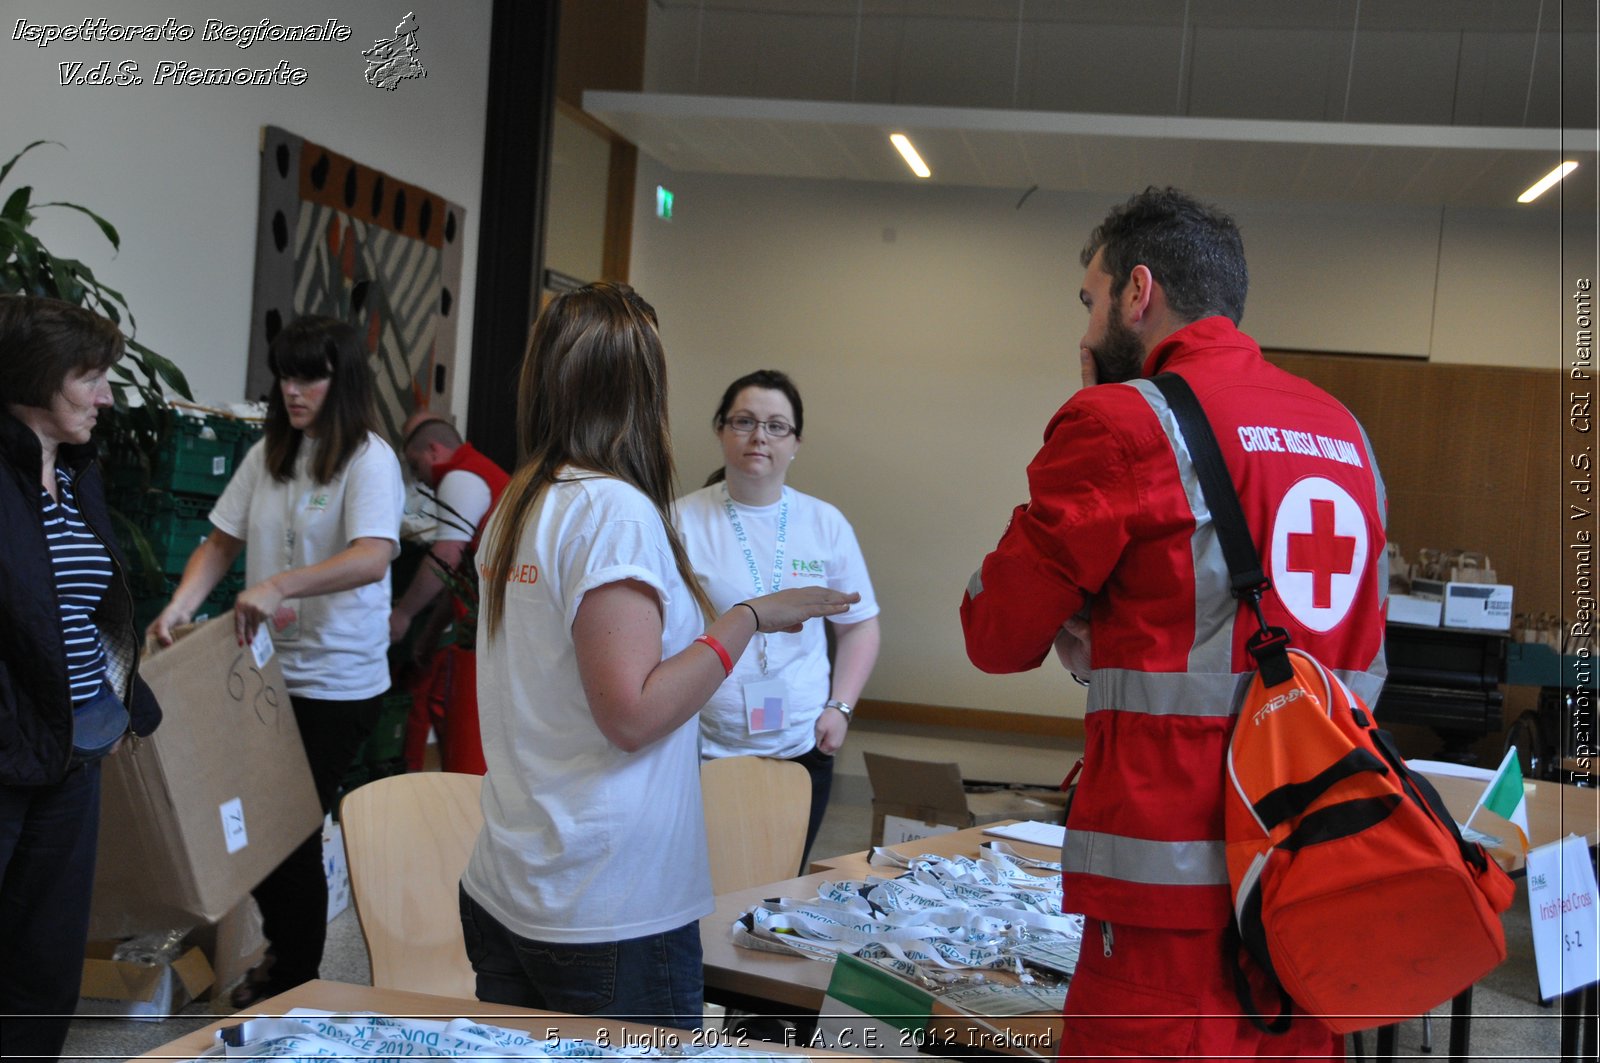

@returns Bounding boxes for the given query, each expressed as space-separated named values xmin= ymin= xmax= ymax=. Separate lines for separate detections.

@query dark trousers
xmin=460 ymin=888 xmax=705 ymax=1030
xmin=0 ymin=760 xmax=102 ymax=1062
xmin=251 ymin=693 xmax=379 ymax=991
xmin=790 ymin=745 xmax=834 ymax=872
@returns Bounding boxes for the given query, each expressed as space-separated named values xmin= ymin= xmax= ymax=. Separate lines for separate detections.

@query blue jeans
xmin=459 ymin=887 xmax=704 ymax=1029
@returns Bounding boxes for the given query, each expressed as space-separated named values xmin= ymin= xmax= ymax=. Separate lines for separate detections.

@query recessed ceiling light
xmin=889 ymin=133 xmax=931 ymax=179
xmin=1517 ymin=161 xmax=1578 ymax=203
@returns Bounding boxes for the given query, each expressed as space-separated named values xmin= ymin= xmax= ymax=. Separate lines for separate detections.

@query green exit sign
xmin=655 ymin=185 xmax=674 ymax=220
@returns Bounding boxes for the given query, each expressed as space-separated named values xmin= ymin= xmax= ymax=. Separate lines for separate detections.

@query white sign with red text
xmin=1526 ymin=834 xmax=1600 ymax=999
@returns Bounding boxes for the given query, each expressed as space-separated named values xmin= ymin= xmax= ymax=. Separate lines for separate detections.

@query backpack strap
xmin=1226 ymin=918 xmax=1295 ymax=1034
xmin=1150 ymin=373 xmax=1294 ymax=687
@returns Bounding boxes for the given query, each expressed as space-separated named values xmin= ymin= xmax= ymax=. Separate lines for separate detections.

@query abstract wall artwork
xmin=248 ymin=125 xmax=465 ymax=442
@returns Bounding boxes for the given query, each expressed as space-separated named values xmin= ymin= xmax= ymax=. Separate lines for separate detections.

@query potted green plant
xmin=1 ymin=140 xmax=195 ymax=593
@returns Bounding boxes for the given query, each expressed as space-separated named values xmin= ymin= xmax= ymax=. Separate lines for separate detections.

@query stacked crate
xmin=106 ymin=409 xmax=264 ymax=632
xmin=338 ymin=690 xmax=414 ymax=799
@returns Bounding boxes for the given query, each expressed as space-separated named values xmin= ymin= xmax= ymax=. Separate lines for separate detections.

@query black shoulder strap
xmin=1150 ymin=373 xmax=1293 ymax=686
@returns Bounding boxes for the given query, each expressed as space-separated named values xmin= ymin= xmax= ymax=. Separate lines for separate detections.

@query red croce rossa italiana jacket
xmin=961 ymin=316 xmax=1388 ymax=930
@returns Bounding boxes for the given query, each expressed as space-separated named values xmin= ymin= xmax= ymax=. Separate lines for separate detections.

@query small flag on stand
xmin=815 ymin=952 xmax=934 ymax=1055
xmin=1468 ymin=746 xmax=1530 ymax=851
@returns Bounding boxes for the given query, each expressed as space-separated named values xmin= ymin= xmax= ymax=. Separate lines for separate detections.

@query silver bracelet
xmin=824 ymin=699 xmax=853 ymax=719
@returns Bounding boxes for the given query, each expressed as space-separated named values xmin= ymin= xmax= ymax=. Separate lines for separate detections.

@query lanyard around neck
xmin=721 ymin=483 xmax=788 ymax=596
xmin=721 ymin=484 xmax=788 ymax=674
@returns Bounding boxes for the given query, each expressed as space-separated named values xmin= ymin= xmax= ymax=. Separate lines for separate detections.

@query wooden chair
xmin=701 ymin=755 xmax=812 ymax=893
xmin=339 ymin=771 xmax=483 ymax=998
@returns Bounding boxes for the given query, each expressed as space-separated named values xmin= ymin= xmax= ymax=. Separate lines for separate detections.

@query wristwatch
xmin=824 ymin=699 xmax=853 ymax=720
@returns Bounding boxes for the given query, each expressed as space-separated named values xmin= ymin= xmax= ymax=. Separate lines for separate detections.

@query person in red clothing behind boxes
xmin=0 ymin=295 xmax=165 ymax=1061
xmin=148 ymin=316 xmax=404 ymax=1008
xmin=960 ymin=188 xmax=1387 ymax=1060
xmin=388 ymin=410 xmax=508 ymax=773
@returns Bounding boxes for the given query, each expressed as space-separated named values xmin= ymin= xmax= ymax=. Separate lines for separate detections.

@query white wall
xmin=631 ymin=163 xmax=1568 ymax=717
xmin=1 ymin=0 xmax=490 ymax=415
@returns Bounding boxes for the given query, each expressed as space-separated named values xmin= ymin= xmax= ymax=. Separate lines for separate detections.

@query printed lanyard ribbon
xmin=721 ymin=485 xmax=788 ymax=674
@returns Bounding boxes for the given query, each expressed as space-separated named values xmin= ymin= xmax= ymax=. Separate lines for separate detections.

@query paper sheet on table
xmin=1406 ymin=759 xmax=1496 ymax=782
xmin=982 ymin=820 xmax=1066 ymax=848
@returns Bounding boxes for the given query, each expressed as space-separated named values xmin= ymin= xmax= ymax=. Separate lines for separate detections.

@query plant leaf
xmin=0 ymin=140 xmax=60 ymax=189
xmin=1 ymin=185 xmax=31 ymax=223
xmin=127 ymin=339 xmax=194 ymax=401
xmin=34 ymin=201 xmax=120 ymax=251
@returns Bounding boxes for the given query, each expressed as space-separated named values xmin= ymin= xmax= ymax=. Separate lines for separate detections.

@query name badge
xmin=743 ymin=677 xmax=788 ymax=734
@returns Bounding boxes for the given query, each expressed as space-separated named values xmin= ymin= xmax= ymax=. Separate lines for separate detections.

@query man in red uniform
xmin=391 ymin=411 xmax=509 ymax=773
xmin=961 ymin=188 xmax=1387 ymax=1060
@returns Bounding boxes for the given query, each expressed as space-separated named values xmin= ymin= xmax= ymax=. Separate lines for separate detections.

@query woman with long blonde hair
xmin=461 ymin=282 xmax=856 ymax=1028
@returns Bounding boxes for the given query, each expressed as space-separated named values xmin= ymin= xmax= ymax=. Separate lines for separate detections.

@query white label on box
xmin=882 ymin=815 xmax=959 ymax=846
xmin=220 ymin=797 xmax=249 ymax=854
xmin=212 ymin=455 xmax=227 ymax=476
xmin=249 ymin=622 xmax=274 ymax=669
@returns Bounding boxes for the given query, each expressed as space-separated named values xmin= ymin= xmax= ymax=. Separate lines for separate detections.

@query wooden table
xmin=708 ymin=774 xmax=1597 ymax=1062
xmin=705 ymin=833 xmax=1065 ymax=1056
xmin=1382 ymin=771 xmax=1599 ymax=1063
xmin=1423 ymin=771 xmax=1599 ymax=873
xmin=809 ymin=821 xmax=1061 ymax=880
xmin=132 ymin=980 xmax=860 ymax=1060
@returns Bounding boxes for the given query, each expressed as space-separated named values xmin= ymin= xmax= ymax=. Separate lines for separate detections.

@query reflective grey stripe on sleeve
xmin=1086 ymin=667 xmax=1253 ymax=718
xmin=1063 ymin=828 xmax=1229 ymax=887
xmin=1086 ymin=665 xmax=1386 ymax=717
xmin=966 ymin=568 xmax=984 ymax=599
xmin=1129 ymin=379 xmax=1238 ymax=676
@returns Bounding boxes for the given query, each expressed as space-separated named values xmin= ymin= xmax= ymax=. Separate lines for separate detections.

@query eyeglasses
xmin=722 ymin=415 xmax=795 ymax=438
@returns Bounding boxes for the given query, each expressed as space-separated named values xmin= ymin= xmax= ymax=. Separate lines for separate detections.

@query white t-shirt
xmin=675 ymin=483 xmax=879 ymax=760
xmin=463 ymin=472 xmax=712 ymax=944
xmin=210 ymin=433 xmax=404 ymax=700
xmin=432 ymin=468 xmax=493 ymax=544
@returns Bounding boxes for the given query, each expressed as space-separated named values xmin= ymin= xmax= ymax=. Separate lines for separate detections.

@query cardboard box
xmin=1411 ymin=578 xmax=1514 ymax=632
xmin=1389 ymin=593 xmax=1443 ymax=627
xmin=184 ymin=898 xmax=266 ymax=1006
xmin=77 ymin=941 xmax=213 ymax=1020
xmin=862 ymin=752 xmax=1066 ymax=847
xmin=88 ymin=614 xmax=322 ymax=938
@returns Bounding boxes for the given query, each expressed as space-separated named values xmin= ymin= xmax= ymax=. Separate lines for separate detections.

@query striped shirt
xmin=43 ymin=468 xmax=112 ymax=705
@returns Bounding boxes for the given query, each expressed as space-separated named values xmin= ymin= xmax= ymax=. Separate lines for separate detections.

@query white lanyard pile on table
xmin=731 ymin=845 xmax=1082 ymax=986
xmin=187 ymin=1011 xmax=800 ymax=1061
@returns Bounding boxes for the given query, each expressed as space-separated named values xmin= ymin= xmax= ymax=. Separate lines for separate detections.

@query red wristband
xmin=694 ymin=634 xmax=733 ymax=677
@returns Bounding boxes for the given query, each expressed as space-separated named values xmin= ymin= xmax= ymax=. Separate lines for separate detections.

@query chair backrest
xmin=701 ymin=755 xmax=812 ymax=893
xmin=339 ymin=771 xmax=483 ymax=997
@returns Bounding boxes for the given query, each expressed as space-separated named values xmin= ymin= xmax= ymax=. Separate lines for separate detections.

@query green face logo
xmin=791 ymin=559 xmax=825 ymax=576
xmin=308 ymin=492 xmax=331 ymax=511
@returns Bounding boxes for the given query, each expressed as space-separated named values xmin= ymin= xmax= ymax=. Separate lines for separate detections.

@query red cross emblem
xmin=1269 ymin=477 xmax=1369 ymax=633
xmin=1286 ymin=498 xmax=1357 ymax=609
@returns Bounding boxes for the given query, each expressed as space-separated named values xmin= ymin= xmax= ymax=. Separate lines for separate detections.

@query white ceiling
xmin=585 ymin=0 xmax=1598 ymax=210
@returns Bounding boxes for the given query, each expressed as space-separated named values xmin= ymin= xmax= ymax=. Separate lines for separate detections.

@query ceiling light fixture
xmin=1517 ymin=161 xmax=1578 ymax=203
xmin=889 ymin=133 xmax=931 ymax=179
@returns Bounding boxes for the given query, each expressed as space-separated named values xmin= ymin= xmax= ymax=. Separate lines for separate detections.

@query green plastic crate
xmin=152 ymin=416 xmax=236 ymax=497
xmin=231 ymin=420 xmax=266 ymax=467
xmin=360 ymin=692 xmax=413 ymax=766
xmin=142 ymin=494 xmax=215 ymax=573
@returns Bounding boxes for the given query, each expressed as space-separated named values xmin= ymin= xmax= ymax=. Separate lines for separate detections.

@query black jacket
xmin=0 ymin=410 xmax=162 ymax=785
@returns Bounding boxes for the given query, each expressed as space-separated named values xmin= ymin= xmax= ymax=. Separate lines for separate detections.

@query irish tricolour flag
xmin=1468 ymin=746 xmax=1530 ymax=851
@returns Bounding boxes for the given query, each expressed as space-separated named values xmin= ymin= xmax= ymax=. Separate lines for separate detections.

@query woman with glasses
xmin=676 ymin=370 xmax=880 ymax=867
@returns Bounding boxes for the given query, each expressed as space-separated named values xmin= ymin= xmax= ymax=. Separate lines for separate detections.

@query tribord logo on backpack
xmin=1225 ymin=647 xmax=1516 ymax=1034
